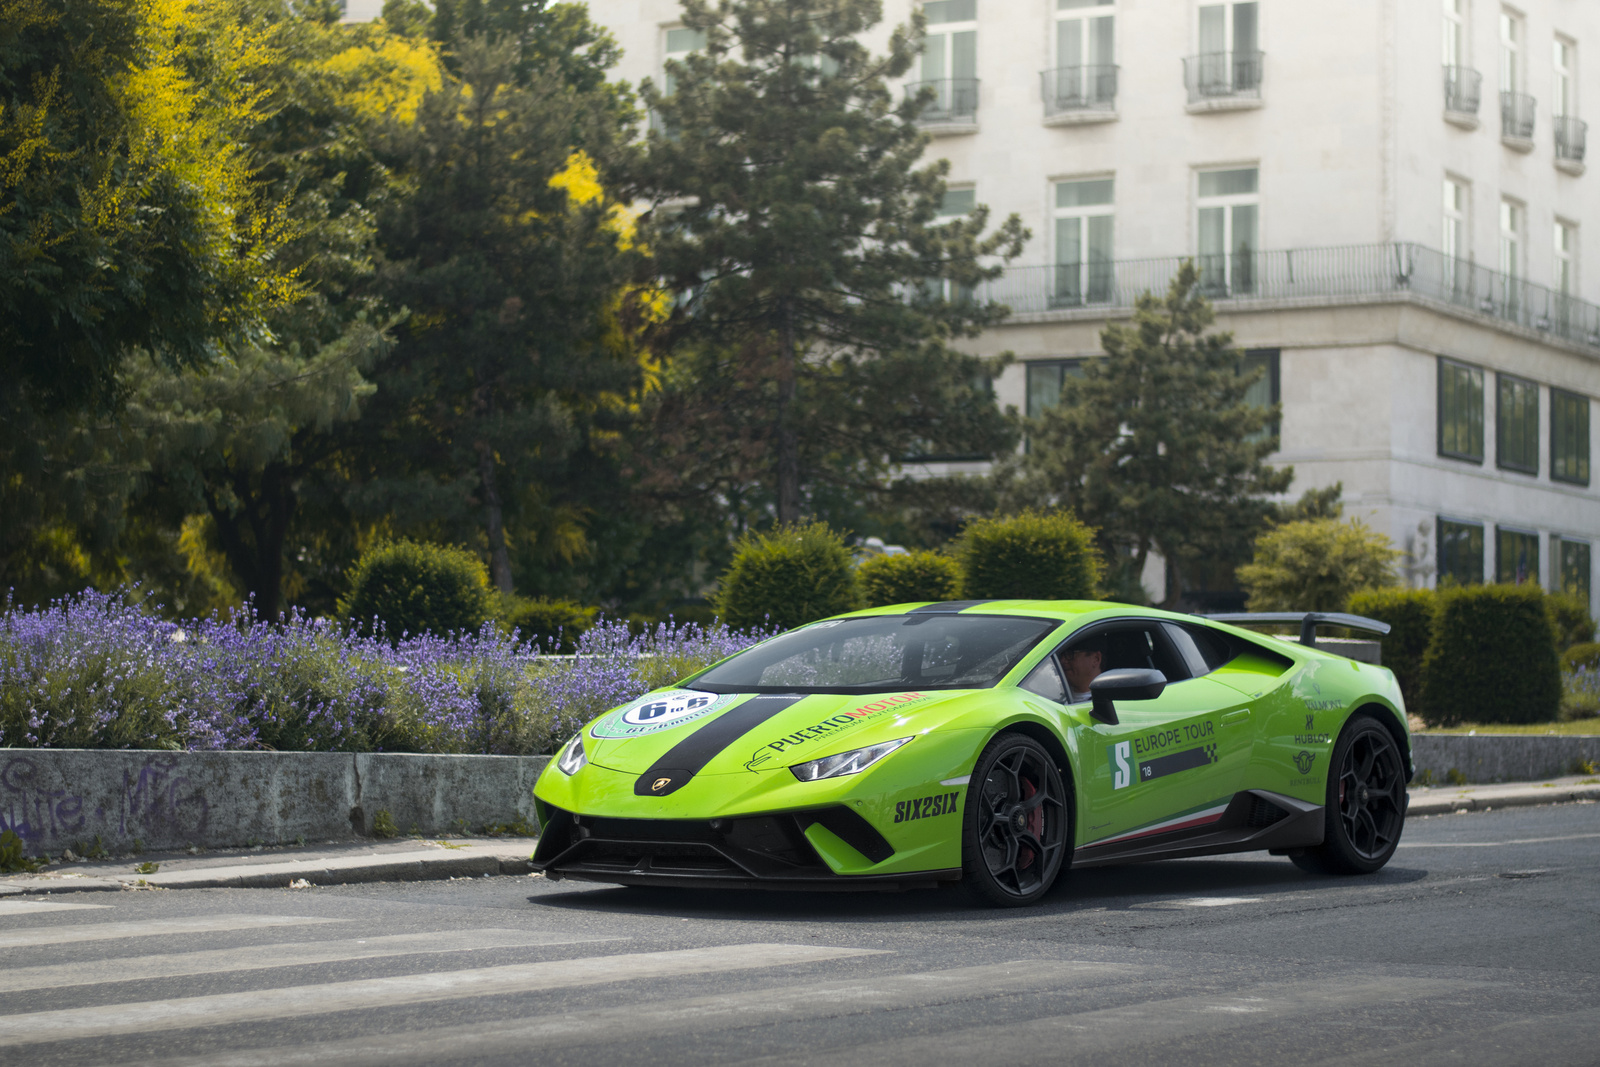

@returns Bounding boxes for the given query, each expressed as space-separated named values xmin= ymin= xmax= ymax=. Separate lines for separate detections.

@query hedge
xmin=498 ymin=596 xmax=598 ymax=654
xmin=714 ymin=523 xmax=862 ymax=632
xmin=858 ymin=551 xmax=962 ymax=608
xmin=339 ymin=541 xmax=494 ymax=643
xmin=1560 ymin=642 xmax=1600 ymax=672
xmin=1545 ymin=592 xmax=1596 ymax=651
xmin=1347 ymin=588 xmax=1436 ymax=711
xmin=957 ymin=510 xmax=1101 ymax=601
xmin=1417 ymin=583 xmax=1561 ymax=726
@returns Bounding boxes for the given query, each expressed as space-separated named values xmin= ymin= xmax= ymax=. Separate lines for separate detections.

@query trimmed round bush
xmin=340 ymin=541 xmax=494 ymax=642
xmin=1238 ymin=518 xmax=1399 ymax=612
xmin=1560 ymin=641 xmax=1600 ymax=672
xmin=714 ymin=523 xmax=861 ymax=633
xmin=1417 ymin=584 xmax=1560 ymax=726
xmin=957 ymin=510 xmax=1101 ymax=601
xmin=497 ymin=596 xmax=598 ymax=654
xmin=858 ymin=551 xmax=962 ymax=608
xmin=1545 ymin=592 xmax=1596 ymax=651
xmin=1347 ymin=587 xmax=1436 ymax=711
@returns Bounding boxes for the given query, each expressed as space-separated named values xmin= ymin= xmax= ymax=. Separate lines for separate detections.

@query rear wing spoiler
xmin=1200 ymin=612 xmax=1391 ymax=650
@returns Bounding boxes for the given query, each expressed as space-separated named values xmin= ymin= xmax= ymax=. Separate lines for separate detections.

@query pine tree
xmin=1006 ymin=263 xmax=1293 ymax=607
xmin=637 ymin=0 xmax=1026 ymax=526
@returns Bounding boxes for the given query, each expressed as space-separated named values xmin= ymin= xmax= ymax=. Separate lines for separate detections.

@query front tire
xmin=961 ymin=733 xmax=1071 ymax=907
xmin=1290 ymin=713 xmax=1407 ymax=875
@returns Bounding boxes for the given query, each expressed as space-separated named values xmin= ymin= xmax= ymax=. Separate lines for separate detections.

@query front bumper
xmin=531 ymin=803 xmax=960 ymax=892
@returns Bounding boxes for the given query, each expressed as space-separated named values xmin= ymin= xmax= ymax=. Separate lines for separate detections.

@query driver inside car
xmin=1059 ymin=636 xmax=1107 ymax=703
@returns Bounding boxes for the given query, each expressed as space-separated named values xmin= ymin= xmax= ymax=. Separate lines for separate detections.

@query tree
xmin=1004 ymin=263 xmax=1292 ymax=607
xmin=1237 ymin=518 xmax=1400 ymax=612
xmin=359 ymin=24 xmax=647 ymax=595
xmin=636 ymin=0 xmax=1026 ymax=527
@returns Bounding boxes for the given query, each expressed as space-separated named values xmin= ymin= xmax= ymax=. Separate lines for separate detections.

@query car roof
xmin=838 ymin=600 xmax=1196 ymax=625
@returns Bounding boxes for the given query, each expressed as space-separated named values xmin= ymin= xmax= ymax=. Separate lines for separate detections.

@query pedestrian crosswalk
xmin=0 ymin=894 xmax=1584 ymax=1067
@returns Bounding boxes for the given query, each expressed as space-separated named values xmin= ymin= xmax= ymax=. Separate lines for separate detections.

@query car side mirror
xmin=1089 ymin=668 xmax=1167 ymax=726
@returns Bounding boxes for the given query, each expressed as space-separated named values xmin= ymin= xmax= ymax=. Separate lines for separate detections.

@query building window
xmin=1554 ymin=220 xmax=1576 ymax=295
xmin=1438 ymin=357 xmax=1485 ymax=462
xmin=1025 ymin=360 xmax=1084 ymax=419
xmin=1053 ymin=178 xmax=1114 ymax=306
xmin=922 ymin=188 xmax=977 ymax=304
xmin=1499 ymin=198 xmax=1523 ymax=278
xmin=1050 ymin=0 xmax=1115 ymax=112
xmin=1496 ymin=526 xmax=1540 ymax=585
xmin=1496 ymin=373 xmax=1539 ymax=474
xmin=1443 ymin=177 xmax=1469 ymax=290
xmin=1194 ymin=3 xmax=1261 ymax=95
xmin=1443 ymin=0 xmax=1464 ymax=67
xmin=1554 ymin=38 xmax=1575 ymax=119
xmin=1242 ymin=348 xmax=1280 ymax=443
xmin=1442 ymin=0 xmax=1480 ymax=116
xmin=1499 ymin=10 xmax=1521 ymax=91
xmin=1438 ymin=518 xmax=1485 ymax=585
xmin=1554 ymin=536 xmax=1592 ymax=603
xmin=662 ymin=27 xmax=705 ymax=96
xmin=1551 ymin=387 xmax=1590 ymax=485
xmin=1197 ymin=167 xmax=1258 ymax=297
xmin=916 ymin=0 xmax=978 ymax=124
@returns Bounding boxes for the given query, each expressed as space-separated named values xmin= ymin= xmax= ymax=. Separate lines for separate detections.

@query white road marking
xmin=1401 ymin=832 xmax=1600 ymax=848
xmin=0 ymin=942 xmax=884 ymax=1048
xmin=0 ymin=900 xmax=113 ymax=916
xmin=0 ymin=929 xmax=619 ymax=994
xmin=142 ymin=960 xmax=1144 ymax=1067
xmin=0 ymin=914 xmax=343 ymax=949
xmin=1133 ymin=896 xmax=1264 ymax=909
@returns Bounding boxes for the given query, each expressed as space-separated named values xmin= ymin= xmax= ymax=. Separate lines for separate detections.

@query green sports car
xmin=530 ymin=600 xmax=1410 ymax=906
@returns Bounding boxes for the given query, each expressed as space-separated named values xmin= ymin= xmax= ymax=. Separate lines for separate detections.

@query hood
xmin=584 ymin=688 xmax=968 ymax=779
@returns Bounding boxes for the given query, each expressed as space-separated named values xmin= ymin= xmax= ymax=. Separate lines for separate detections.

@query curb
xmin=1408 ymin=783 xmax=1600 ymax=816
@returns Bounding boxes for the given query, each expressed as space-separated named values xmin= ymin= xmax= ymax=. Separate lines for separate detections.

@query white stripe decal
xmin=1087 ymin=803 xmax=1231 ymax=848
xmin=940 ymin=775 xmax=971 ymax=787
xmin=0 ymin=943 xmax=884 ymax=1048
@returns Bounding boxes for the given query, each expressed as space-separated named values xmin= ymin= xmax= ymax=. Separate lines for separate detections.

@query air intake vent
xmin=1246 ymin=794 xmax=1290 ymax=829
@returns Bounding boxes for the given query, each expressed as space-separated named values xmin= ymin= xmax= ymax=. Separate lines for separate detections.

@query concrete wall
xmin=0 ymin=750 xmax=549 ymax=855
xmin=1412 ymin=733 xmax=1600 ymax=783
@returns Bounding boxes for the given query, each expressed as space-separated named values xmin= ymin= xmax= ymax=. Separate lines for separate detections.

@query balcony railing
xmin=1501 ymin=91 xmax=1536 ymax=141
xmin=1443 ymin=65 xmax=1482 ymax=115
xmin=1183 ymin=51 xmax=1263 ymax=104
xmin=1555 ymin=116 xmax=1588 ymax=163
xmin=1040 ymin=65 xmax=1118 ymax=117
xmin=907 ymin=78 xmax=979 ymax=126
xmin=970 ymin=243 xmax=1600 ymax=351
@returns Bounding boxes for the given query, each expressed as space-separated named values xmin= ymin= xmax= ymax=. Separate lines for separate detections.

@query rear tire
xmin=1289 ymin=713 xmax=1407 ymax=875
xmin=961 ymin=733 xmax=1071 ymax=907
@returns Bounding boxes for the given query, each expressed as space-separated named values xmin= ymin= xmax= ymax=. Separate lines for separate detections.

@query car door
xmin=1064 ymin=622 xmax=1256 ymax=849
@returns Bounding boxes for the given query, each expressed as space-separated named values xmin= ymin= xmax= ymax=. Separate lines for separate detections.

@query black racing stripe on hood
xmin=634 ymin=694 xmax=808 ymax=797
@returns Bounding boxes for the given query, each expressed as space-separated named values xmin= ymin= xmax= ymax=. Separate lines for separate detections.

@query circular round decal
xmin=590 ymin=689 xmax=735 ymax=739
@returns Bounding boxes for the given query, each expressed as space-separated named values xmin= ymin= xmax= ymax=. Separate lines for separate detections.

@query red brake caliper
xmin=1019 ymin=778 xmax=1041 ymax=868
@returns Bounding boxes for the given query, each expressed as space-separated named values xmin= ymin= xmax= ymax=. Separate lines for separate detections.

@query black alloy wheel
xmin=962 ymin=733 xmax=1071 ymax=906
xmin=1290 ymin=713 xmax=1407 ymax=875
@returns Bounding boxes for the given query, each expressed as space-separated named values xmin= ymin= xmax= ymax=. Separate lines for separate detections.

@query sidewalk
xmin=0 ymin=835 xmax=538 ymax=897
xmin=4 ymin=777 xmax=1597 ymax=897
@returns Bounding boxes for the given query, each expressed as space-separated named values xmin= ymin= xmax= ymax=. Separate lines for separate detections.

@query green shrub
xmin=1418 ymin=584 xmax=1560 ymax=726
xmin=714 ymin=523 xmax=861 ymax=632
xmin=957 ymin=510 xmax=1101 ymax=601
xmin=498 ymin=596 xmax=598 ymax=653
xmin=339 ymin=541 xmax=494 ymax=642
xmin=1545 ymin=592 xmax=1596 ymax=650
xmin=1347 ymin=588 xmax=1436 ymax=711
xmin=1560 ymin=642 xmax=1600 ymax=671
xmin=858 ymin=551 xmax=962 ymax=607
xmin=1237 ymin=518 xmax=1399 ymax=612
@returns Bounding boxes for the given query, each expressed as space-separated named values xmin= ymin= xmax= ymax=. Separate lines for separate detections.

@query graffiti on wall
xmin=0 ymin=755 xmax=210 ymax=846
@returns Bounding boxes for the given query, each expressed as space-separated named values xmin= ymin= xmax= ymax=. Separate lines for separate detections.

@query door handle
xmin=1221 ymin=709 xmax=1250 ymax=726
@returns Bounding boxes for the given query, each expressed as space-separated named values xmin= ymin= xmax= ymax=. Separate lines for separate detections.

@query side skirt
xmin=1070 ymin=790 xmax=1324 ymax=869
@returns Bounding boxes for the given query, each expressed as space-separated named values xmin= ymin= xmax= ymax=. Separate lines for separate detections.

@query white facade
xmin=591 ymin=0 xmax=1600 ymax=610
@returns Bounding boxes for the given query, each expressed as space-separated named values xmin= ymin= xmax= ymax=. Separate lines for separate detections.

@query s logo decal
xmin=1109 ymin=740 xmax=1132 ymax=790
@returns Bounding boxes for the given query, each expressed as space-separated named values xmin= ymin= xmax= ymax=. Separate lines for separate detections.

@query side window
xmin=1019 ymin=657 xmax=1068 ymax=704
xmin=1056 ymin=624 xmax=1191 ymax=698
xmin=1163 ymin=623 xmax=1236 ymax=675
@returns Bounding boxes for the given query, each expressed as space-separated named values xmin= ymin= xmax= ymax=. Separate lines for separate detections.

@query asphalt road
xmin=4 ymin=801 xmax=1598 ymax=1067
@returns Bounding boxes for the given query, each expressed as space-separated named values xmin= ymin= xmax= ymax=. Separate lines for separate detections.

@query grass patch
xmin=1413 ymin=718 xmax=1600 ymax=735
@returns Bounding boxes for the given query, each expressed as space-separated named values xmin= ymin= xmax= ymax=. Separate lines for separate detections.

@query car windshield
xmin=687 ymin=614 xmax=1060 ymax=694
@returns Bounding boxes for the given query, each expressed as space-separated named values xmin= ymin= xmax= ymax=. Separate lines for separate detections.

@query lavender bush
xmin=0 ymin=592 xmax=763 ymax=754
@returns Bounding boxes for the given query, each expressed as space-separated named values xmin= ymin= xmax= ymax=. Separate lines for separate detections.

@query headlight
xmin=790 ymin=737 xmax=912 ymax=782
xmin=556 ymin=733 xmax=588 ymax=775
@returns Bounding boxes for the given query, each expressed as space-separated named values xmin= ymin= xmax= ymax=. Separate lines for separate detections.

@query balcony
xmin=1182 ymin=51 xmax=1263 ymax=111
xmin=907 ymin=78 xmax=979 ymax=134
xmin=1501 ymin=91 xmax=1536 ymax=151
xmin=1040 ymin=66 xmax=1118 ymax=125
xmin=972 ymin=243 xmax=1600 ymax=352
xmin=1442 ymin=66 xmax=1481 ymax=129
xmin=1555 ymin=116 xmax=1588 ymax=175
